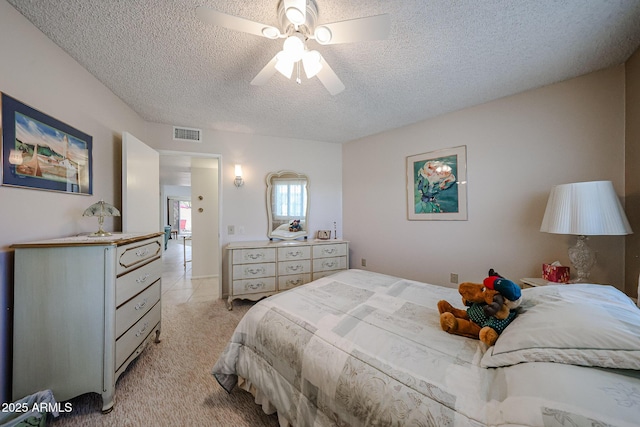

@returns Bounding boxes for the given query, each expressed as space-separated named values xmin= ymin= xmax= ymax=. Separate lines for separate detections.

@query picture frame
xmin=316 ymin=230 xmax=331 ymax=240
xmin=406 ymin=145 xmax=467 ymax=220
xmin=1 ymin=92 xmax=92 ymax=195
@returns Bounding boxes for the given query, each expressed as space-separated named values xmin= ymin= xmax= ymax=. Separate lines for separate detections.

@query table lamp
xmin=540 ymin=180 xmax=632 ymax=283
xmin=83 ymin=200 xmax=121 ymax=236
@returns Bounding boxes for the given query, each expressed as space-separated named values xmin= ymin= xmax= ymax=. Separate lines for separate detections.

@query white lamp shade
xmin=234 ymin=164 xmax=243 ymax=177
xmin=282 ymin=34 xmax=305 ymax=62
xmin=275 ymin=56 xmax=294 ymax=78
xmin=540 ymin=180 xmax=632 ymax=235
xmin=302 ymin=50 xmax=323 ymax=78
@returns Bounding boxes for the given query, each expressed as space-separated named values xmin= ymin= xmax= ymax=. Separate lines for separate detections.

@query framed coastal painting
xmin=1 ymin=92 xmax=93 ymax=195
xmin=406 ymin=145 xmax=467 ymax=220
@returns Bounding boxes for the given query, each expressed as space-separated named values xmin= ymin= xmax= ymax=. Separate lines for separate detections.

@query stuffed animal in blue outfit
xmin=483 ymin=268 xmax=522 ymax=316
xmin=437 ymin=269 xmax=521 ymax=346
xmin=288 ymin=219 xmax=301 ymax=232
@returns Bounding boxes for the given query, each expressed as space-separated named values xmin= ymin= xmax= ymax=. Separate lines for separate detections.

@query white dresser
xmin=11 ymin=232 xmax=163 ymax=413
xmin=225 ymin=239 xmax=349 ymax=309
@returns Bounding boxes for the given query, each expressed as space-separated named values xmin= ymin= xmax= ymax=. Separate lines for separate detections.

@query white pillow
xmin=481 ymin=284 xmax=640 ymax=369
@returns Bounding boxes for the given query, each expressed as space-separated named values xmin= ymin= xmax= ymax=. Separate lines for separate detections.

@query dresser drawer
xmin=232 ymin=277 xmax=276 ymax=295
xmin=313 ymin=256 xmax=347 ymax=272
xmin=233 ymin=262 xmax=276 ymax=280
xmin=232 ymin=248 xmax=276 ymax=264
xmin=116 ymin=259 xmax=162 ymax=307
xmin=313 ymin=243 xmax=347 ymax=259
xmin=116 ymin=301 xmax=161 ymax=370
xmin=278 ymin=259 xmax=311 ymax=276
xmin=116 ymin=280 xmax=161 ymax=338
xmin=277 ymin=246 xmax=311 ymax=260
xmin=117 ymin=238 xmax=162 ymax=275
xmin=278 ymin=273 xmax=311 ymax=290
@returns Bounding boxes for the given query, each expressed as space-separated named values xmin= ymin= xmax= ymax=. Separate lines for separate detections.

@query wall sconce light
xmin=234 ymin=164 xmax=244 ymax=188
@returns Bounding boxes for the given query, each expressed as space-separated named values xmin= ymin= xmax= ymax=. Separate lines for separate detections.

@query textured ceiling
xmin=6 ymin=0 xmax=640 ymax=144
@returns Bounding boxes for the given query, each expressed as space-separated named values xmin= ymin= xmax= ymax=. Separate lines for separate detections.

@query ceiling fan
xmin=196 ymin=0 xmax=390 ymax=95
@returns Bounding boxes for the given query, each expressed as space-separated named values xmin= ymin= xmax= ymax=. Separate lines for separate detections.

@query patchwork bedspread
xmin=213 ymin=269 xmax=640 ymax=426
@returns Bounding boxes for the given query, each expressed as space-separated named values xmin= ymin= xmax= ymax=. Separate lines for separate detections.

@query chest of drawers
xmin=225 ymin=240 xmax=349 ymax=309
xmin=11 ymin=232 xmax=163 ymax=413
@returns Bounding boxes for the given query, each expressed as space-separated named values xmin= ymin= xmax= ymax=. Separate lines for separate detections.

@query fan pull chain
xmin=296 ymin=61 xmax=301 ymax=85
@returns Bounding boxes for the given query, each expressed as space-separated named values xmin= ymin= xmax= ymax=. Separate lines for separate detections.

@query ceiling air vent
xmin=173 ymin=126 xmax=202 ymax=142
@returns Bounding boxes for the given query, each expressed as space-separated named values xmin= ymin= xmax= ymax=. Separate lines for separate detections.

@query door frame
xmin=158 ymin=150 xmax=222 ymax=293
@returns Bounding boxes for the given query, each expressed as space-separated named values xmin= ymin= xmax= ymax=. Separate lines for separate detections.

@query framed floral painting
xmin=406 ymin=145 xmax=467 ymax=220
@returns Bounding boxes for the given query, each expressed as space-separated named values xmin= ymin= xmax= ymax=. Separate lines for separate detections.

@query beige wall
xmin=343 ymin=66 xmax=628 ymax=291
xmin=0 ymin=0 xmax=147 ymax=404
xmin=625 ymin=47 xmax=640 ymax=298
xmin=144 ymin=123 xmax=344 ymax=247
xmin=0 ymin=1 xmax=147 ymax=249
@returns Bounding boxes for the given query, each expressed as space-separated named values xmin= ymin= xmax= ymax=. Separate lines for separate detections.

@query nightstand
xmin=520 ymin=277 xmax=566 ymax=288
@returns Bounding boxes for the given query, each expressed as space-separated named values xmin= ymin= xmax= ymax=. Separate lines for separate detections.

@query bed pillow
xmin=480 ymin=283 xmax=640 ymax=369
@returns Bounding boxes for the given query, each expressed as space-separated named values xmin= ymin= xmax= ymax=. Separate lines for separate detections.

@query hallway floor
xmin=161 ymin=235 xmax=219 ymax=305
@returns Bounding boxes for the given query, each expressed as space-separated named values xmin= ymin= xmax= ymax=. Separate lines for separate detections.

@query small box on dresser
xmin=11 ymin=232 xmax=164 ymax=414
xmin=225 ymin=239 xmax=349 ymax=309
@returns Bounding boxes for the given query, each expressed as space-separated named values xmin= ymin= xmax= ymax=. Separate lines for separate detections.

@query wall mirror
xmin=266 ymin=170 xmax=309 ymax=240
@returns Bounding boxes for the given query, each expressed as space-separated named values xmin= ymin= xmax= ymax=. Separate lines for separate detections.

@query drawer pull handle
xmin=135 ymin=248 xmax=150 ymax=257
xmin=287 ymin=279 xmax=302 ymax=286
xmin=135 ymin=322 xmax=149 ymax=337
xmin=135 ymin=298 xmax=148 ymax=310
xmin=287 ymin=251 xmax=303 ymax=258
xmin=246 ymin=267 xmax=265 ymax=275
xmin=247 ymin=253 xmax=264 ymax=260
xmin=323 ymin=248 xmax=337 ymax=255
xmin=136 ymin=273 xmax=150 ymax=283
xmin=287 ymin=265 xmax=303 ymax=272
xmin=247 ymin=282 xmax=264 ymax=290
xmin=323 ymin=261 xmax=337 ymax=268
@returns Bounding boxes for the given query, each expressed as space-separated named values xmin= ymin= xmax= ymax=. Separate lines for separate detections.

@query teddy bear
xmin=288 ymin=219 xmax=301 ymax=232
xmin=484 ymin=268 xmax=522 ymax=313
xmin=437 ymin=274 xmax=521 ymax=346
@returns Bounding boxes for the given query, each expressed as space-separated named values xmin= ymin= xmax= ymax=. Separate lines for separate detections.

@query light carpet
xmin=49 ymin=299 xmax=278 ymax=426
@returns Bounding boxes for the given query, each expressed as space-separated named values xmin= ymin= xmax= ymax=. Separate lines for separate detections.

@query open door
xmin=122 ymin=132 xmax=159 ymax=233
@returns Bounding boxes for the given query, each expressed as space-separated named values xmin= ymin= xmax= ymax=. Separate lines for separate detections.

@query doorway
xmin=167 ymin=198 xmax=192 ymax=235
xmin=159 ymin=151 xmax=221 ymax=298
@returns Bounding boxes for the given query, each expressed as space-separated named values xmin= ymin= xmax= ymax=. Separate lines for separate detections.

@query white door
xmin=122 ymin=132 xmax=159 ymax=233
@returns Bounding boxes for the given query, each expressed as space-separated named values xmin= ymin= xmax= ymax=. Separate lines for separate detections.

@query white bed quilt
xmin=213 ymin=269 xmax=640 ymax=427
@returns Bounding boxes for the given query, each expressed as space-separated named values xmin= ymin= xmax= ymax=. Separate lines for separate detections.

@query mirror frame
xmin=266 ymin=170 xmax=309 ymax=240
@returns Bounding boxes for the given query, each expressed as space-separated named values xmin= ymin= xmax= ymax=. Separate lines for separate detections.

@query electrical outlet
xmin=227 ymin=225 xmax=235 ymax=235
xmin=361 ymin=258 xmax=367 ymax=267
xmin=238 ymin=226 xmax=245 ymax=235
xmin=450 ymin=273 xmax=459 ymax=284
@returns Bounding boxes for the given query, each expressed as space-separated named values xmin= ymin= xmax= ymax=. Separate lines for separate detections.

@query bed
xmin=212 ymin=269 xmax=640 ymax=426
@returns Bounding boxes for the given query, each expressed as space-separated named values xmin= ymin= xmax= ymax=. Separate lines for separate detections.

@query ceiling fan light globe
xmin=314 ymin=26 xmax=332 ymax=44
xmin=282 ymin=34 xmax=305 ymax=62
xmin=275 ymin=57 xmax=295 ymax=79
xmin=302 ymin=50 xmax=323 ymax=78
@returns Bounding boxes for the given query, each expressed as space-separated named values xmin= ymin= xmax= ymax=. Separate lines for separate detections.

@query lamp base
xmin=89 ymin=230 xmax=112 ymax=237
xmin=567 ymin=235 xmax=596 ymax=283
xmin=89 ymin=221 xmax=111 ymax=237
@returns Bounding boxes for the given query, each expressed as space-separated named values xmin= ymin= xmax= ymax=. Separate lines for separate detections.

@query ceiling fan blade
xmin=316 ymin=57 xmax=345 ymax=95
xmin=250 ymin=55 xmax=279 ymax=86
xmin=196 ymin=6 xmax=281 ymax=39
xmin=314 ymin=14 xmax=390 ymax=45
